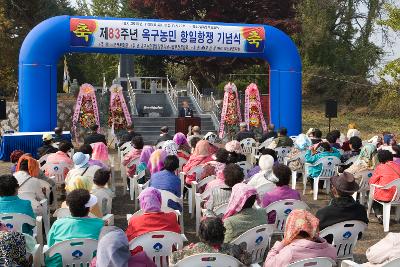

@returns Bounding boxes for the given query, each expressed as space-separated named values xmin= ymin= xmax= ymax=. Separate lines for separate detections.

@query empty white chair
xmin=319 ymin=220 xmax=367 ymax=260
xmin=240 ymin=138 xmax=257 ymax=163
xmin=172 ymin=253 xmax=242 ymax=267
xmin=0 ymin=213 xmax=43 ymax=246
xmin=264 ymin=199 xmax=309 ymax=235
xmin=342 ymin=258 xmax=400 ymax=267
xmin=43 ymin=238 xmax=98 ymax=267
xmin=230 ymin=224 xmax=274 ymax=264
xmin=288 ymin=257 xmax=336 ymax=267
xmin=129 ymin=170 xmax=146 ymax=210
xmin=159 ymin=189 xmax=184 ymax=233
xmin=275 ymin=146 xmax=291 ymax=164
xmin=352 ymin=170 xmax=373 ymax=205
xmin=367 ymin=178 xmax=400 ymax=232
xmin=191 ymin=175 xmax=216 ymax=218
xmin=304 ymin=156 xmax=341 ymax=200
xmin=129 ymin=231 xmax=187 ymax=267
xmin=183 ymin=165 xmax=204 ymax=215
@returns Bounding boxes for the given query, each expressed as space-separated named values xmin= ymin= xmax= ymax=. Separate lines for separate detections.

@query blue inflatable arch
xmin=19 ymin=15 xmax=302 ymax=135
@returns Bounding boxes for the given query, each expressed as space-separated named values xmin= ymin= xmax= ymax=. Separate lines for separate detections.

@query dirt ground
xmin=2 ymin=150 xmax=399 ymax=265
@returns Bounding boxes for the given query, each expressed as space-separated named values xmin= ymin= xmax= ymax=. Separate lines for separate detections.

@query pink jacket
xmin=264 ymin=238 xmax=337 ymax=267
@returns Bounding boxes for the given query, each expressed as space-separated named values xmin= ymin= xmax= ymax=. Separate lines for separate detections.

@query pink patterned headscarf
xmin=223 ymin=183 xmax=259 ymax=220
xmin=225 ymin=140 xmax=242 ymax=154
xmin=282 ymin=209 xmax=320 ymax=246
xmin=173 ymin=132 xmax=188 ymax=146
xmin=148 ymin=149 xmax=168 ymax=175
xmin=139 ymin=187 xmax=162 ymax=212
xmin=91 ymin=142 xmax=109 ymax=162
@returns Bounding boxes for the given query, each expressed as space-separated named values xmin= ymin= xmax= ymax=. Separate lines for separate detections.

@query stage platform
xmin=0 ymin=131 xmax=71 ymax=161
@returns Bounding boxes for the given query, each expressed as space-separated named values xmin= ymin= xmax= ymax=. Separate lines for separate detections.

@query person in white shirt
xmin=91 ymin=169 xmax=114 ymax=215
xmin=247 ymin=155 xmax=277 ymax=197
xmin=13 ymin=157 xmax=46 ymax=215
xmin=65 ymin=152 xmax=101 ymax=187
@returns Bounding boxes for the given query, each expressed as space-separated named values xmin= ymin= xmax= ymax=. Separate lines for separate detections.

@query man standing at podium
xmin=178 ymin=101 xmax=193 ymax=117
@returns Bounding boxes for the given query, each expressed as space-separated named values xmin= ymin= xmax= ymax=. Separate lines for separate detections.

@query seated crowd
xmin=1 ymin=123 xmax=400 ymax=267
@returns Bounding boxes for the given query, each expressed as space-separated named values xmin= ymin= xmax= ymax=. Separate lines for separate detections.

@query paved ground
xmin=2 ymin=151 xmax=400 ymax=264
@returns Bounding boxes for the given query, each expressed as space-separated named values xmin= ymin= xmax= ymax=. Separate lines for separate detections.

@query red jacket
xmin=126 ymin=212 xmax=181 ymax=242
xmin=369 ymin=161 xmax=400 ymax=202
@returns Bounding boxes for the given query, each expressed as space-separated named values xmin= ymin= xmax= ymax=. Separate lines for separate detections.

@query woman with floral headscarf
xmin=173 ymin=132 xmax=191 ymax=158
xmin=225 ymin=140 xmax=246 ymax=162
xmin=0 ymin=222 xmax=31 ymax=266
xmin=345 ymin=143 xmax=377 ymax=179
xmin=264 ymin=210 xmax=336 ymax=267
xmin=126 ymin=187 xmax=180 ymax=242
xmin=183 ymin=140 xmax=214 ymax=185
xmin=147 ymin=149 xmax=168 ymax=175
xmin=222 ymin=183 xmax=267 ymax=243
xmin=287 ymin=133 xmax=311 ymax=172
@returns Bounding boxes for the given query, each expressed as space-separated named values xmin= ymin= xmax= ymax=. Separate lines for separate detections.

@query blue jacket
xmin=150 ymin=170 xmax=182 ymax=211
xmin=305 ymin=148 xmax=341 ymax=178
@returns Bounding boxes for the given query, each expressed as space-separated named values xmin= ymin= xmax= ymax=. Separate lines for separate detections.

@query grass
xmin=302 ymin=102 xmax=400 ymax=139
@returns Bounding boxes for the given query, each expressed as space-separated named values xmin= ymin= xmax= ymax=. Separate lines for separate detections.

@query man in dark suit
xmin=156 ymin=126 xmax=173 ymax=145
xmin=178 ymin=101 xmax=193 ymax=117
xmin=235 ymin=122 xmax=255 ymax=142
xmin=118 ymin=124 xmax=141 ymax=147
xmin=84 ymin=124 xmax=107 ymax=145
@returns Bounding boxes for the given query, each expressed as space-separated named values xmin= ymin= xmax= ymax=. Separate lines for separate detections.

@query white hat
xmin=85 ymin=194 xmax=98 ymax=208
xmin=259 ymin=155 xmax=274 ymax=171
xmin=73 ymin=152 xmax=90 ymax=168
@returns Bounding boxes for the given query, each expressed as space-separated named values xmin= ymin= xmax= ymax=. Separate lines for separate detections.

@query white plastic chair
xmin=195 ymin=185 xmax=229 ymax=234
xmin=179 ymin=157 xmax=188 ymax=172
xmin=264 ymin=199 xmax=309 ymax=235
xmin=284 ymin=151 xmax=306 ymax=190
xmin=191 ymin=175 xmax=216 ymax=218
xmin=352 ymin=169 xmax=373 ymax=205
xmin=120 ymin=141 xmax=133 ymax=194
xmin=109 ymin=155 xmax=116 ymax=193
xmin=367 ymin=178 xmax=400 ymax=232
xmin=172 ymin=253 xmax=242 ymax=267
xmin=304 ymin=156 xmax=341 ymax=200
xmin=46 ymin=161 xmax=70 ymax=185
xmin=236 ymin=161 xmax=253 ymax=179
xmin=159 ymin=189 xmax=184 ymax=233
xmin=213 ymin=203 xmax=228 ymax=216
xmin=129 ymin=170 xmax=146 ymax=209
xmin=0 ymin=213 xmax=43 ymax=246
xmin=255 ymin=182 xmax=276 ymax=198
xmin=230 ymin=224 xmax=274 ymax=264
xmin=341 ymin=155 xmax=357 ymax=166
xmin=342 ymin=257 xmax=400 ymax=267
xmin=288 ymin=257 xmax=336 ymax=267
xmin=183 ymin=166 xmax=204 ymax=215
xmin=53 ymin=208 xmax=115 ymax=226
xmin=38 ymin=154 xmax=50 ymax=170
xmin=43 ymin=238 xmax=98 ymax=267
xmin=127 ymin=206 xmax=180 ymax=221
xmin=128 ymin=231 xmax=187 ymax=267
xmin=319 ymin=220 xmax=367 ymax=260
xmin=240 ymin=138 xmax=257 ymax=163
xmin=275 ymin=146 xmax=291 ymax=164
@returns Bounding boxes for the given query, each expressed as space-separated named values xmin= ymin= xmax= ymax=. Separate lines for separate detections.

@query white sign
xmin=70 ymin=18 xmax=265 ymax=54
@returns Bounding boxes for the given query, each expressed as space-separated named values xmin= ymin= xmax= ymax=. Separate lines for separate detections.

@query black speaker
xmin=0 ymin=99 xmax=6 ymax=120
xmin=325 ymin=99 xmax=337 ymax=118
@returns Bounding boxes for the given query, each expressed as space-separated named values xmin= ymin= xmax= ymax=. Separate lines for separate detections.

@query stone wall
xmin=0 ymin=94 xmax=76 ymax=132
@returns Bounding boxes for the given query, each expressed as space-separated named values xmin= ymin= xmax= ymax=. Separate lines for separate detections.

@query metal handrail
xmin=187 ymin=76 xmax=203 ymax=112
xmin=166 ymin=75 xmax=178 ymax=112
xmin=210 ymin=92 xmax=220 ymax=123
xmin=126 ymin=74 xmax=138 ymax=116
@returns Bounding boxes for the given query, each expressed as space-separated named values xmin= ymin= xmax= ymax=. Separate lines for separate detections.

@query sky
xmin=69 ymin=0 xmax=400 ymax=78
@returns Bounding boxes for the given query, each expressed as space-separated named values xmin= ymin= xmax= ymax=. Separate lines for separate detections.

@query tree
xmin=128 ymin=0 xmax=300 ymax=89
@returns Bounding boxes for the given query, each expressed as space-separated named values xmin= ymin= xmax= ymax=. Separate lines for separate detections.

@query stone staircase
xmin=133 ymin=116 xmax=216 ymax=145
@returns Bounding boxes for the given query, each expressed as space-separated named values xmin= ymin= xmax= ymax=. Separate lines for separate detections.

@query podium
xmin=175 ymin=117 xmax=201 ymax=135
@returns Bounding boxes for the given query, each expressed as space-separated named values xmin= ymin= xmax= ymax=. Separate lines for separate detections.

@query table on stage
xmin=175 ymin=117 xmax=201 ymax=135
xmin=0 ymin=131 xmax=72 ymax=161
